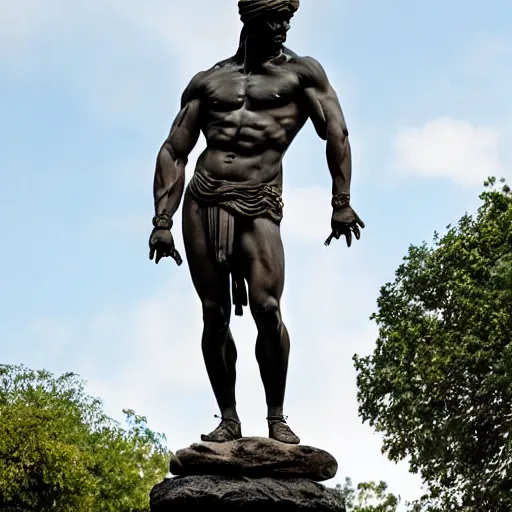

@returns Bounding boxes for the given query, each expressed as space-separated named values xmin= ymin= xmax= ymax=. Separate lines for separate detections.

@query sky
xmin=1 ymin=0 xmax=511 ymax=507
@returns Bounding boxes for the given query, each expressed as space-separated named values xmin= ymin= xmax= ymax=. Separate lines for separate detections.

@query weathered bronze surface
xmin=148 ymin=0 xmax=364 ymax=444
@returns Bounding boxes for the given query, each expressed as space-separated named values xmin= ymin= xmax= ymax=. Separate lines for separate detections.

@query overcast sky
xmin=1 ymin=0 xmax=511 ymax=507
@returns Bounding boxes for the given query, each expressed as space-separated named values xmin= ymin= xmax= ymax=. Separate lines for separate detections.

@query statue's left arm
xmin=302 ymin=57 xmax=365 ymax=247
xmin=149 ymin=72 xmax=203 ymax=265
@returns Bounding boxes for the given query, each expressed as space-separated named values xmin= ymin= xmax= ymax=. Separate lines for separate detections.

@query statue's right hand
xmin=149 ymin=228 xmax=183 ymax=266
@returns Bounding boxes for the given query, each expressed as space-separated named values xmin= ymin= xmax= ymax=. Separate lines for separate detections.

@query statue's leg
xmin=239 ymin=217 xmax=299 ymax=444
xmin=182 ymin=192 xmax=241 ymax=441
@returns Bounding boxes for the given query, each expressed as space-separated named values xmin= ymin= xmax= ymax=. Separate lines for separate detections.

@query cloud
xmin=0 ymin=1 xmax=241 ymax=124
xmin=0 ymin=0 xmax=54 ymax=60
xmin=131 ymin=1 xmax=241 ymax=83
xmin=392 ymin=117 xmax=505 ymax=186
xmin=282 ymin=186 xmax=332 ymax=244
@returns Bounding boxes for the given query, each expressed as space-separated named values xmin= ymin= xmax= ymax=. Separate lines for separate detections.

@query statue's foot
xmin=201 ymin=417 xmax=242 ymax=442
xmin=268 ymin=416 xmax=300 ymax=445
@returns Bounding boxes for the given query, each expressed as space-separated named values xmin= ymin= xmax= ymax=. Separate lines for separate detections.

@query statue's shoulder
xmin=284 ymin=51 xmax=329 ymax=88
xmin=212 ymin=55 xmax=238 ymax=71
xmin=182 ymin=57 xmax=237 ymax=104
xmin=181 ymin=70 xmax=208 ymax=104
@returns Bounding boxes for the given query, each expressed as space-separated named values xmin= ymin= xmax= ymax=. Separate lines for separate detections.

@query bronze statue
xmin=148 ymin=0 xmax=364 ymax=445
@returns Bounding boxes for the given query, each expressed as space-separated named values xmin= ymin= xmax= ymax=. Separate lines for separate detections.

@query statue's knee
xmin=202 ymin=299 xmax=229 ymax=331
xmin=251 ymin=296 xmax=281 ymax=331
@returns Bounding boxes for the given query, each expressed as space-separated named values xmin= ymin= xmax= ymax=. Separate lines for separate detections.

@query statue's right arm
xmin=153 ymin=75 xmax=203 ymax=220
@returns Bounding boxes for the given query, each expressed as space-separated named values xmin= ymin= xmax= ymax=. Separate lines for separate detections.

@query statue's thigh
xmin=182 ymin=192 xmax=230 ymax=304
xmin=239 ymin=217 xmax=285 ymax=303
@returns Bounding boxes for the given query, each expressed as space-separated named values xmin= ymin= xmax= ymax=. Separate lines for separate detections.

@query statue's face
xmin=247 ymin=9 xmax=292 ymax=46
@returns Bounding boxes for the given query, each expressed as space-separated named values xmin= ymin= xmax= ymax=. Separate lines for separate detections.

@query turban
xmin=238 ymin=0 xmax=300 ymax=23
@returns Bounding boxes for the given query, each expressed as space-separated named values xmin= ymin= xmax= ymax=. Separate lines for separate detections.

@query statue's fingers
xmin=357 ymin=217 xmax=366 ymax=229
xmin=155 ymin=250 xmax=163 ymax=264
xmin=149 ymin=247 xmax=155 ymax=260
xmin=353 ymin=225 xmax=361 ymax=240
xmin=172 ymin=249 xmax=183 ymax=266
xmin=345 ymin=230 xmax=352 ymax=247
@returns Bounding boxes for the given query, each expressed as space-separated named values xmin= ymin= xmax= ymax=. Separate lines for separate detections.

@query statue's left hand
xmin=149 ymin=228 xmax=183 ymax=266
xmin=326 ymin=206 xmax=365 ymax=247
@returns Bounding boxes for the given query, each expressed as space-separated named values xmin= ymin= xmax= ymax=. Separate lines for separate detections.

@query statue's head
xmin=238 ymin=0 xmax=299 ymax=47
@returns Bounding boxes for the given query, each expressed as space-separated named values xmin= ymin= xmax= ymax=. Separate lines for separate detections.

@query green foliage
xmin=0 ymin=365 xmax=169 ymax=512
xmin=354 ymin=178 xmax=512 ymax=510
xmin=334 ymin=478 xmax=400 ymax=511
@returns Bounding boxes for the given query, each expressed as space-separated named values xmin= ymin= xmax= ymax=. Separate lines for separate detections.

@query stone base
xmin=150 ymin=475 xmax=345 ymax=512
xmin=170 ymin=437 xmax=338 ymax=482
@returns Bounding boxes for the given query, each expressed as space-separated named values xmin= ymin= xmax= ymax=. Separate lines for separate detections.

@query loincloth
xmin=188 ymin=169 xmax=284 ymax=316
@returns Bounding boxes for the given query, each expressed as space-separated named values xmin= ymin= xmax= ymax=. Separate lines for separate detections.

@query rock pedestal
xmin=150 ymin=437 xmax=345 ymax=512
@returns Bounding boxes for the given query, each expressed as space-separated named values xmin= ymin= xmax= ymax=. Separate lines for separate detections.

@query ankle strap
xmin=214 ymin=414 xmax=241 ymax=425
xmin=267 ymin=415 xmax=288 ymax=424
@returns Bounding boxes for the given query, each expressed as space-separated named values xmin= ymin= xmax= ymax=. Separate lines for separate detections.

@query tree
xmin=0 ymin=365 xmax=169 ymax=512
xmin=354 ymin=179 xmax=512 ymax=510
xmin=334 ymin=478 xmax=400 ymax=511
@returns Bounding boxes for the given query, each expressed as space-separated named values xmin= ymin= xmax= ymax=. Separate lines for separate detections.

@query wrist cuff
xmin=152 ymin=212 xmax=173 ymax=229
xmin=332 ymin=193 xmax=350 ymax=209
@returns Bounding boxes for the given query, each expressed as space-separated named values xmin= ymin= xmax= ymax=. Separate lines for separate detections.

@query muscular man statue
xmin=148 ymin=0 xmax=364 ymax=444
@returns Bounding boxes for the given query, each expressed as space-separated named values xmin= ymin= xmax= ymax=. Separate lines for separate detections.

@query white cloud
xmin=393 ymin=117 xmax=505 ymax=186
xmin=282 ymin=187 xmax=332 ymax=244
xmin=0 ymin=0 xmax=52 ymax=59
xmin=0 ymin=1 xmax=241 ymax=123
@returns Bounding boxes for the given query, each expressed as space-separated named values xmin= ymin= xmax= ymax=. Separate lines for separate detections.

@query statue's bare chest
xmin=204 ymin=68 xmax=300 ymax=112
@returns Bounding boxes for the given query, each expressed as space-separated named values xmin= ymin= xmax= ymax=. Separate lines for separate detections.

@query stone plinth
xmin=150 ymin=475 xmax=344 ymax=512
xmin=150 ymin=438 xmax=344 ymax=512
xmin=170 ymin=437 xmax=338 ymax=482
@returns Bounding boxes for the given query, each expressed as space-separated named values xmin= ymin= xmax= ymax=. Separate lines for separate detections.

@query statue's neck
xmin=236 ymin=37 xmax=283 ymax=73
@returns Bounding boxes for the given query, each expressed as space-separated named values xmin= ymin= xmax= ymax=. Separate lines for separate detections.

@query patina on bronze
xmin=148 ymin=0 xmax=364 ymax=445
